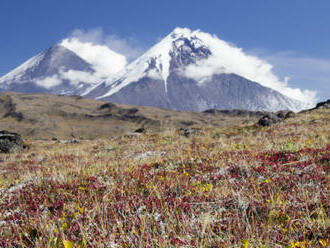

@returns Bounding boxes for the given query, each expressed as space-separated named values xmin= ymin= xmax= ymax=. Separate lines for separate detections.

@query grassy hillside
xmin=0 ymin=106 xmax=329 ymax=247
xmin=0 ymin=92 xmax=264 ymax=140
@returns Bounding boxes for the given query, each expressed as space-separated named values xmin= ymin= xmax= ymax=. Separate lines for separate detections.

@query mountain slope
xmin=87 ymin=28 xmax=306 ymax=112
xmin=0 ymin=43 xmax=127 ymax=96
xmin=0 ymin=45 xmax=97 ymax=95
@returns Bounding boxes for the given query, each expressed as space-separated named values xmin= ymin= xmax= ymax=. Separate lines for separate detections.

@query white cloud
xmin=35 ymin=75 xmax=62 ymax=89
xmin=61 ymin=70 xmax=100 ymax=85
xmin=31 ymin=28 xmax=145 ymax=90
xmin=253 ymin=50 xmax=330 ymax=101
xmin=44 ymin=28 xmax=145 ymax=89
xmin=66 ymin=28 xmax=144 ymax=62
xmin=181 ymin=30 xmax=317 ymax=105
xmin=34 ymin=28 xmax=140 ymax=90
xmin=61 ymin=37 xmax=127 ymax=79
xmin=70 ymin=28 xmax=104 ymax=44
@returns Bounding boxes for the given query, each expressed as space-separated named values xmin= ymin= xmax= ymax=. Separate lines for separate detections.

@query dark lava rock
xmin=204 ymin=109 xmax=267 ymax=118
xmin=180 ymin=128 xmax=196 ymax=137
xmin=258 ymin=113 xmax=281 ymax=126
xmin=299 ymin=99 xmax=330 ymax=113
xmin=0 ymin=130 xmax=24 ymax=153
xmin=134 ymin=127 xmax=146 ymax=133
xmin=275 ymin=111 xmax=287 ymax=119
xmin=276 ymin=110 xmax=295 ymax=119
xmin=258 ymin=110 xmax=296 ymax=127
xmin=284 ymin=111 xmax=295 ymax=119
xmin=315 ymin=99 xmax=330 ymax=109
xmin=98 ymin=103 xmax=116 ymax=110
xmin=3 ymin=111 xmax=24 ymax=121
xmin=69 ymin=139 xmax=79 ymax=144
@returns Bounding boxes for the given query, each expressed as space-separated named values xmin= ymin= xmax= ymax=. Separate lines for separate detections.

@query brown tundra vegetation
xmin=0 ymin=106 xmax=329 ymax=247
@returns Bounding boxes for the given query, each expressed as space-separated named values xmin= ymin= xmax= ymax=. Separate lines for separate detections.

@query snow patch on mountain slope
xmin=0 ymin=53 xmax=44 ymax=85
xmin=98 ymin=35 xmax=173 ymax=98
xmin=98 ymin=27 xmax=205 ymax=98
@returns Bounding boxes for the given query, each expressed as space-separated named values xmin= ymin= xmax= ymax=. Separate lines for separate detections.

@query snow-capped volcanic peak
xmin=99 ymin=27 xmax=315 ymax=108
xmin=0 ymin=54 xmax=43 ymax=84
xmin=0 ymin=45 xmax=94 ymax=90
xmin=99 ymin=27 xmax=212 ymax=98
xmin=0 ymin=39 xmax=130 ymax=96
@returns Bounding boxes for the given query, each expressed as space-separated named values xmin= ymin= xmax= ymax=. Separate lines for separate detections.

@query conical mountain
xmin=0 ymin=45 xmax=97 ymax=94
xmin=0 ymin=43 xmax=127 ymax=96
xmin=87 ymin=28 xmax=306 ymax=112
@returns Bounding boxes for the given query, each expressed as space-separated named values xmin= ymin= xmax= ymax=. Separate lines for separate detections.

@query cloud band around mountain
xmin=180 ymin=30 xmax=317 ymax=106
xmin=21 ymin=28 xmax=319 ymax=107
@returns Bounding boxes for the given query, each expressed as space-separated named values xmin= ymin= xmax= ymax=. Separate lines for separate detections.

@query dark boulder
xmin=284 ymin=111 xmax=295 ymax=119
xmin=98 ymin=103 xmax=116 ymax=110
xmin=179 ymin=128 xmax=196 ymax=137
xmin=0 ymin=130 xmax=24 ymax=153
xmin=275 ymin=111 xmax=287 ymax=119
xmin=275 ymin=110 xmax=295 ymax=119
xmin=258 ymin=110 xmax=296 ymax=127
xmin=258 ymin=113 xmax=281 ymax=126
xmin=134 ymin=127 xmax=146 ymax=133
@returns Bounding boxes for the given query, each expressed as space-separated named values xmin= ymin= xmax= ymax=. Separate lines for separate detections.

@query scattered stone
xmin=284 ymin=111 xmax=295 ymax=119
xmin=62 ymin=139 xmax=80 ymax=144
xmin=23 ymin=144 xmax=30 ymax=150
xmin=125 ymin=132 xmax=141 ymax=138
xmin=276 ymin=110 xmax=295 ymax=119
xmin=0 ymin=130 xmax=24 ymax=153
xmin=275 ymin=111 xmax=287 ymax=119
xmin=180 ymin=128 xmax=196 ymax=137
xmin=69 ymin=139 xmax=79 ymax=144
xmin=134 ymin=127 xmax=146 ymax=133
xmin=98 ymin=103 xmax=116 ymax=110
xmin=258 ymin=113 xmax=280 ymax=126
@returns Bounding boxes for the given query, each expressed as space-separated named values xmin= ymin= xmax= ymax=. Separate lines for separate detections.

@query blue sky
xmin=1 ymin=0 xmax=329 ymax=100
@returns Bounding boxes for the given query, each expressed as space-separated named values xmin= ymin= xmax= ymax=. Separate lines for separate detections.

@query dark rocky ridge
xmin=314 ymin=99 xmax=330 ymax=109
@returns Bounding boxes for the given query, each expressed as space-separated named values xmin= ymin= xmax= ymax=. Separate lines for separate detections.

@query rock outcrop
xmin=258 ymin=111 xmax=295 ymax=127
xmin=314 ymin=99 xmax=330 ymax=109
xmin=0 ymin=130 xmax=24 ymax=153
